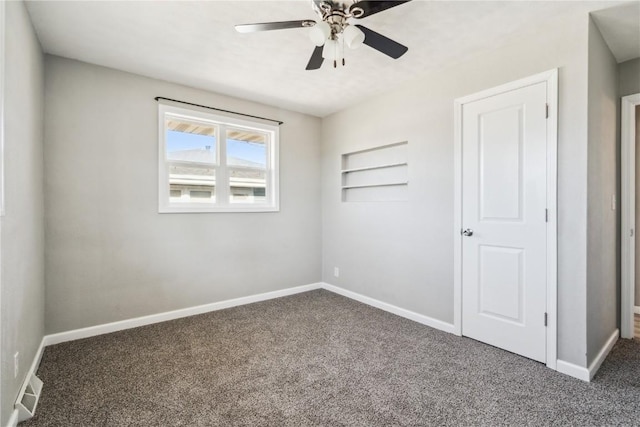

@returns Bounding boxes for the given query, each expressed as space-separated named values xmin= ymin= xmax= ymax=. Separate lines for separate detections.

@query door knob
xmin=462 ymin=228 xmax=473 ymax=236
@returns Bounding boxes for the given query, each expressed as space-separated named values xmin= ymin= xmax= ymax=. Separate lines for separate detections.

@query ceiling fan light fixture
xmin=343 ymin=24 xmax=365 ymax=49
xmin=235 ymin=0 xmax=412 ymax=70
xmin=322 ymin=38 xmax=338 ymax=59
xmin=309 ymin=21 xmax=331 ymax=46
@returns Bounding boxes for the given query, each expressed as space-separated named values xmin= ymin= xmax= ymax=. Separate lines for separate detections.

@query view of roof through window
xmin=166 ymin=119 xmax=267 ymax=168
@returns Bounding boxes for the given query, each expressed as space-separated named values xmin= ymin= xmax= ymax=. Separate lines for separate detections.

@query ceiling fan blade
xmin=305 ymin=46 xmax=324 ymax=70
xmin=235 ymin=20 xmax=316 ymax=33
xmin=352 ymin=1 xmax=412 ymax=18
xmin=355 ymin=25 xmax=408 ymax=59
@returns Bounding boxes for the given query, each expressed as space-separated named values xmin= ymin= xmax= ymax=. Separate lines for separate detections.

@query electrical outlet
xmin=334 ymin=267 xmax=340 ymax=277
xmin=14 ymin=352 xmax=19 ymax=378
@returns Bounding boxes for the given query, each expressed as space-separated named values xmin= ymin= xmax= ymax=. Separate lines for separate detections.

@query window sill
xmin=158 ymin=204 xmax=279 ymax=214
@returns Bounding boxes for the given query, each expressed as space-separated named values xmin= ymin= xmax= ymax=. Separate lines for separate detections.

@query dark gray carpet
xmin=22 ymin=290 xmax=640 ymax=426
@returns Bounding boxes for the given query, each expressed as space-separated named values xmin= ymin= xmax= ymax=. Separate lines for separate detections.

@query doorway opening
xmin=621 ymin=93 xmax=640 ymax=340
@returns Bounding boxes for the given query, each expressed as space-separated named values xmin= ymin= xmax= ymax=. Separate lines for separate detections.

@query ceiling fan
xmin=235 ymin=1 xmax=412 ymax=70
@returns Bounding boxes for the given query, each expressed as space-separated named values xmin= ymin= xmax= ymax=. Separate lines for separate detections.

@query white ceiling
xmin=25 ymin=0 xmax=640 ymax=117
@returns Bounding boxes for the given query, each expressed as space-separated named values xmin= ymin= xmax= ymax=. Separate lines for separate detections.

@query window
xmin=158 ymin=104 xmax=279 ymax=213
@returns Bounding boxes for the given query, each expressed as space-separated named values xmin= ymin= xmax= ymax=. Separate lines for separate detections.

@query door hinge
xmin=545 ymin=209 xmax=548 ymax=222
xmin=545 ymin=103 xmax=549 ymax=119
xmin=544 ymin=312 xmax=548 ymax=327
xmin=631 ymin=229 xmax=634 ymax=237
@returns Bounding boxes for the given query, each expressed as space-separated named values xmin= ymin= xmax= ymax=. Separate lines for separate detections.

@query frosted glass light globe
xmin=322 ymin=38 xmax=338 ymax=59
xmin=343 ymin=24 xmax=365 ymax=49
xmin=309 ymin=22 xmax=331 ymax=47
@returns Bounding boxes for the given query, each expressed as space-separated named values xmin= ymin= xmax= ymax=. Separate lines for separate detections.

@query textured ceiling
xmin=25 ymin=0 xmax=638 ymax=117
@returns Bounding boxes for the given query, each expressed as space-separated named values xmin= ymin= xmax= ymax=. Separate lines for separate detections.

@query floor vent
xmin=15 ymin=373 xmax=43 ymax=422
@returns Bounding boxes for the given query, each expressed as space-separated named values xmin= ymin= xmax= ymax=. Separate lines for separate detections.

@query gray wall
xmin=619 ymin=58 xmax=640 ymax=97
xmin=321 ymin=9 xmax=591 ymax=366
xmin=586 ymin=19 xmax=619 ymax=366
xmin=44 ymin=56 xmax=322 ymax=334
xmin=1 ymin=1 xmax=45 ymax=425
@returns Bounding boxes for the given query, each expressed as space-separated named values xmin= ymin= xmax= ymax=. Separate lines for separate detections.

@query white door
xmin=461 ymin=82 xmax=548 ymax=363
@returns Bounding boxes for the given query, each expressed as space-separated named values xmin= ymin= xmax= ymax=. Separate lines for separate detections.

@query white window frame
xmin=158 ymin=103 xmax=279 ymax=213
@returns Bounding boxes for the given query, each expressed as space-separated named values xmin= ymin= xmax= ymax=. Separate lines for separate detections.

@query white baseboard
xmin=321 ymin=282 xmax=456 ymax=334
xmin=43 ymin=282 xmax=456 ymax=347
xmin=31 ymin=337 xmax=47 ymax=379
xmin=556 ymin=360 xmax=590 ymax=382
xmin=44 ymin=283 xmax=322 ymax=346
xmin=34 ymin=281 xmax=457 ymax=380
xmin=634 ymin=306 xmax=640 ymax=315
xmin=588 ymin=328 xmax=619 ymax=380
xmin=13 ymin=281 xmax=617 ymax=410
xmin=8 ymin=282 xmax=455 ymax=425
xmin=555 ymin=328 xmax=619 ymax=382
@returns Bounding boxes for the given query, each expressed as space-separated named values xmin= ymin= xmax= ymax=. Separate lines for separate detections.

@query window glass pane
xmin=229 ymin=168 xmax=266 ymax=204
xmin=190 ymin=190 xmax=212 ymax=198
xmin=166 ymin=117 xmax=216 ymax=203
xmin=169 ymin=181 xmax=216 ymax=203
xmin=226 ymin=129 xmax=267 ymax=204
xmin=226 ymin=129 xmax=267 ymax=168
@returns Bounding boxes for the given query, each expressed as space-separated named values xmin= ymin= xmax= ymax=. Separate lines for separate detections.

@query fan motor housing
xmin=312 ymin=0 xmax=361 ymax=36
xmin=312 ymin=0 xmax=362 ymax=19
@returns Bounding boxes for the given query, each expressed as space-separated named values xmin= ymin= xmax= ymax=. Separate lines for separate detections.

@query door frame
xmin=452 ymin=69 xmax=558 ymax=369
xmin=620 ymin=93 xmax=640 ymax=339
xmin=0 ymin=0 xmax=5 ymax=414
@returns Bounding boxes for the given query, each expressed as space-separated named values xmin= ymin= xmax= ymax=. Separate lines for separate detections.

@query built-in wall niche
xmin=341 ymin=141 xmax=408 ymax=202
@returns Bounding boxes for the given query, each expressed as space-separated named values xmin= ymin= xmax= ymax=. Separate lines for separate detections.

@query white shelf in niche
xmin=341 ymin=162 xmax=408 ymax=174
xmin=341 ymin=182 xmax=409 ymax=190
xmin=341 ymin=141 xmax=408 ymax=202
